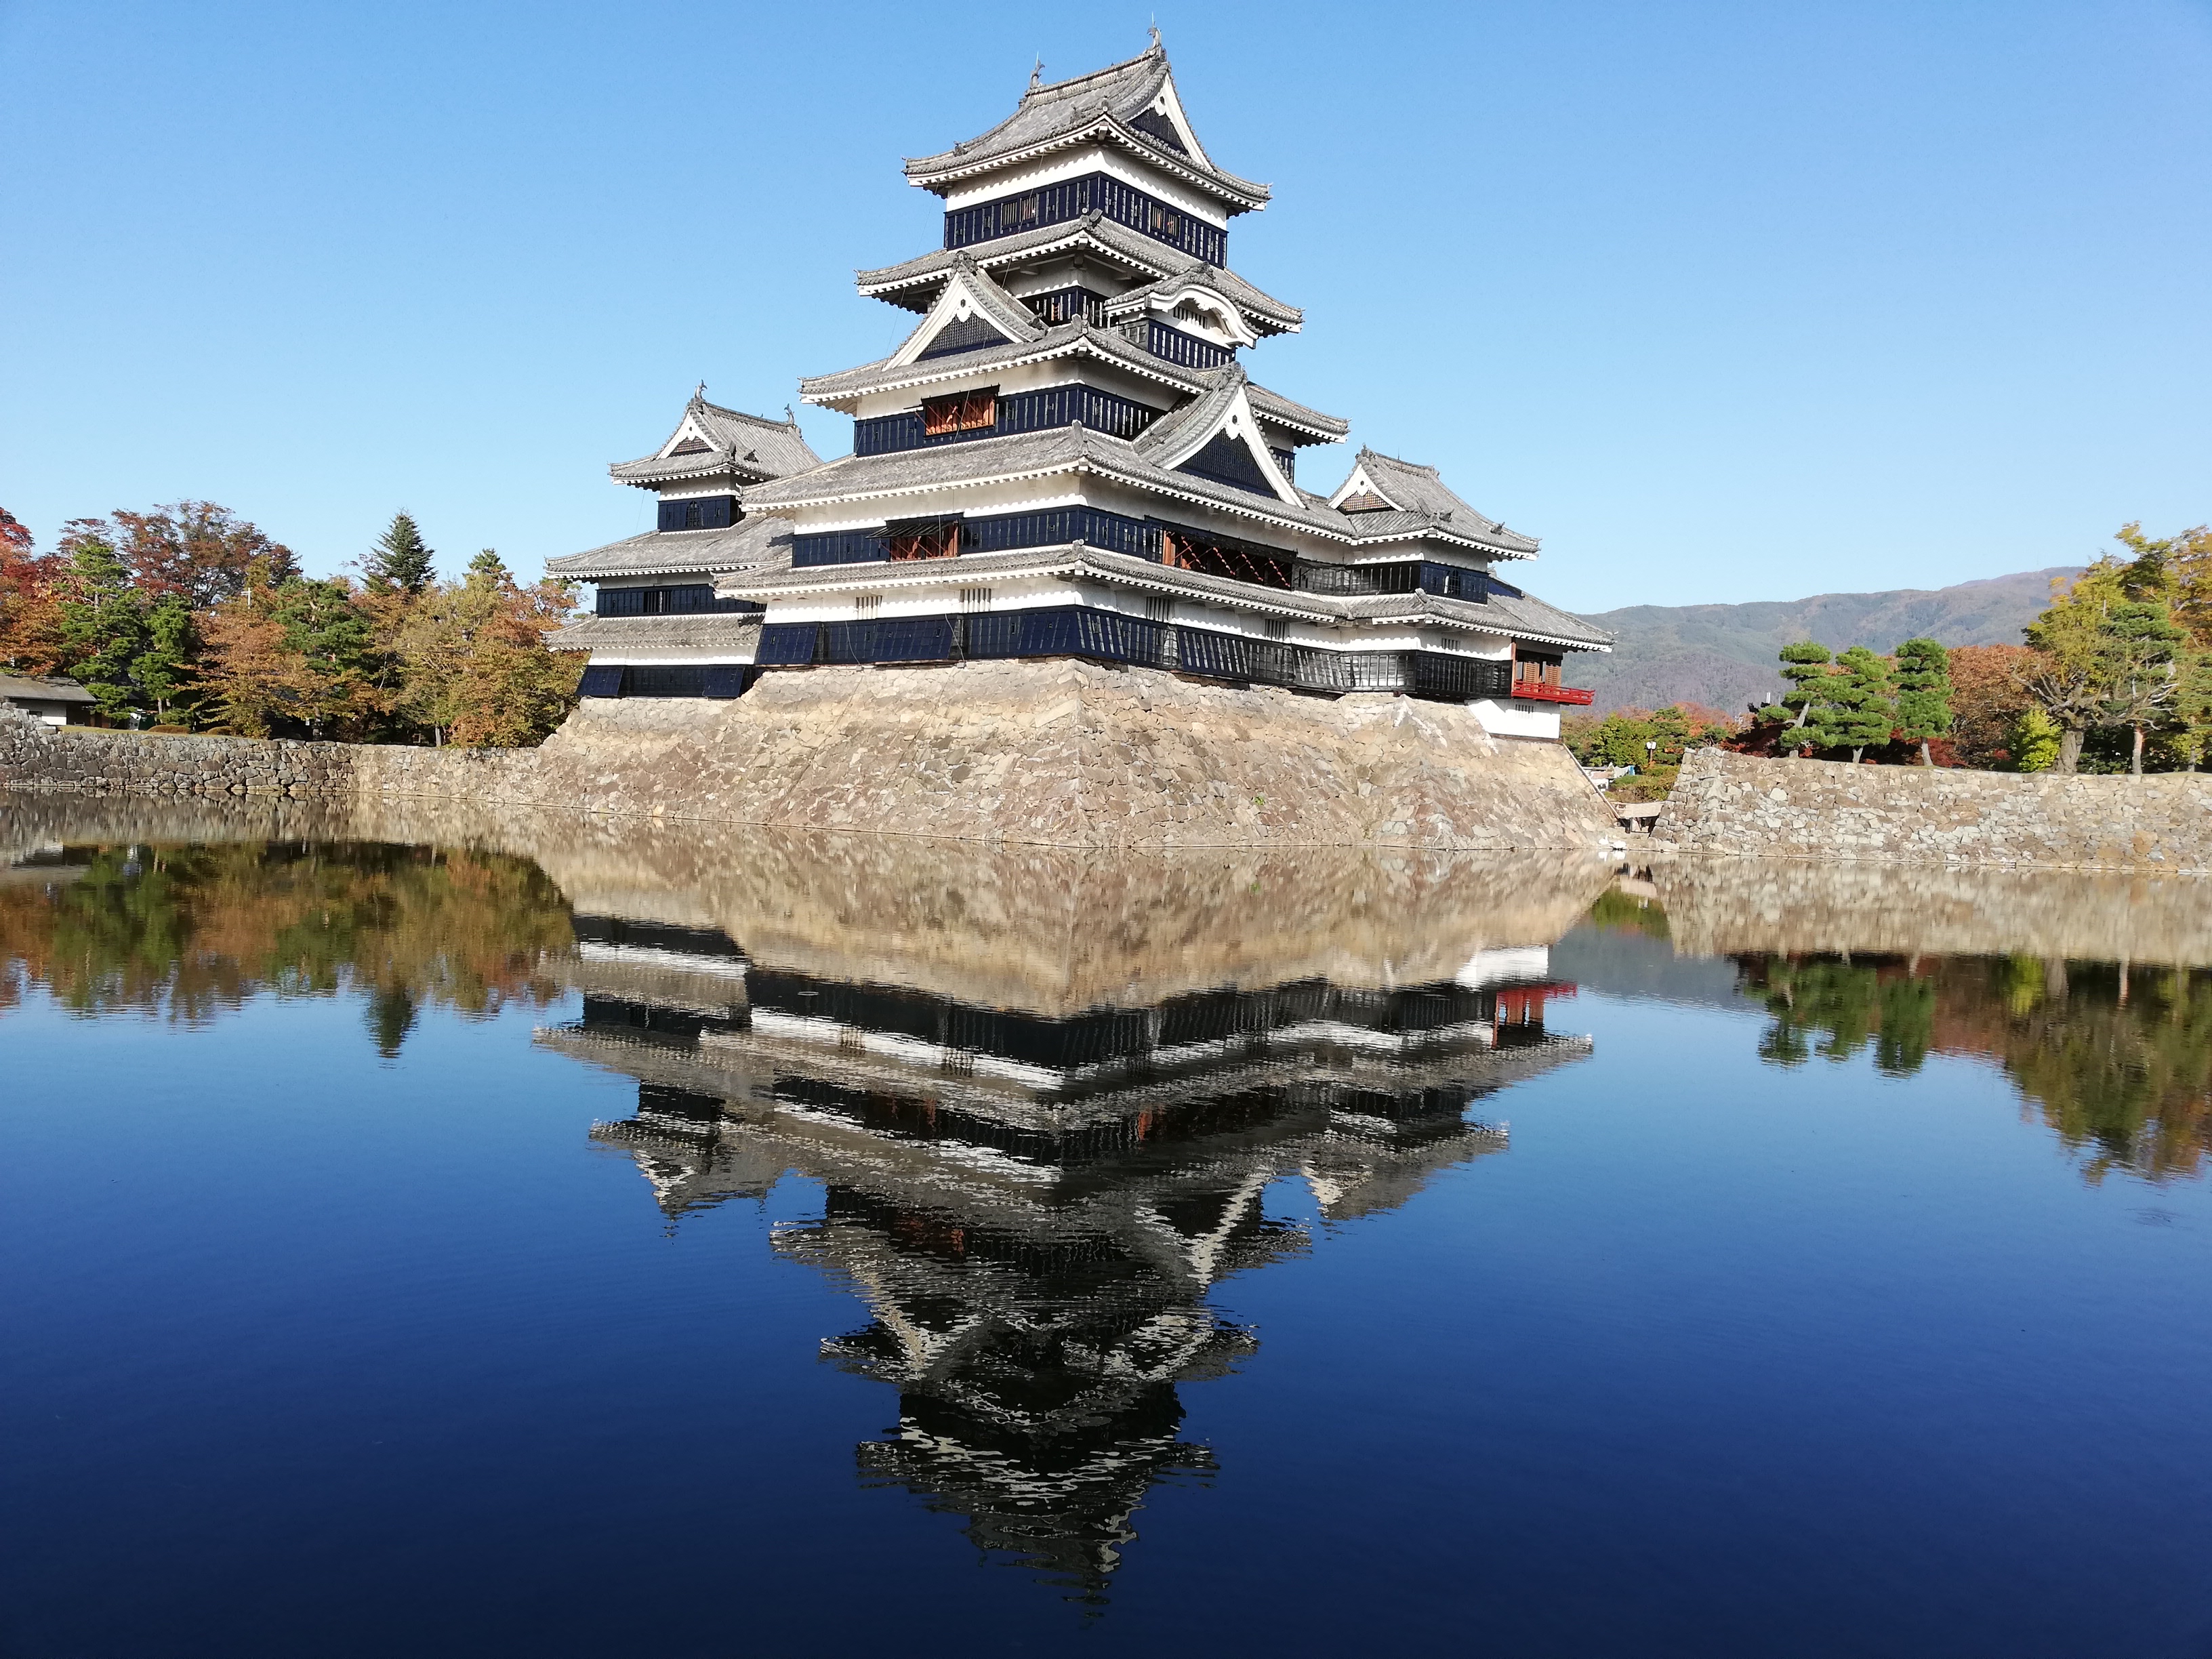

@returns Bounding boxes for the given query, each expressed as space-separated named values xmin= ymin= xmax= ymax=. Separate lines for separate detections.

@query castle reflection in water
xmin=538 ymin=911 xmax=1591 ymax=1597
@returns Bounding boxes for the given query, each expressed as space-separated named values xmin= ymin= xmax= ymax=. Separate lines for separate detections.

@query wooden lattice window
xmin=921 ymin=388 xmax=998 ymax=436
xmin=885 ymin=518 xmax=960 ymax=561
xmin=1160 ymin=529 xmax=1293 ymax=590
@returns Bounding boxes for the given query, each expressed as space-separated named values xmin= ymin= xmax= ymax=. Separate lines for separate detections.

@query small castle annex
xmin=547 ymin=38 xmax=1610 ymax=743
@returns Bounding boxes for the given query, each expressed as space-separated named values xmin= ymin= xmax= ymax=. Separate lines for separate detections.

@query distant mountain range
xmin=1563 ymin=568 xmax=2080 ymax=716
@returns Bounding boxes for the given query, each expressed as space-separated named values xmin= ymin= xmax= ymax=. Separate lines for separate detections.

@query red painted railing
xmin=1511 ymin=681 xmax=1595 ymax=705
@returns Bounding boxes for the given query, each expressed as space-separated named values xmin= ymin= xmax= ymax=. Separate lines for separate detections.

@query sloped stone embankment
xmin=0 ymin=659 xmax=1616 ymax=852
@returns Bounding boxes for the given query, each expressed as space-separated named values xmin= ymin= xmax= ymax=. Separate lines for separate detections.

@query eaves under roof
xmin=741 ymin=423 xmax=1355 ymax=539
xmin=901 ymin=44 xmax=1269 ymax=213
xmin=855 ymin=212 xmax=1302 ymax=334
xmin=547 ymin=514 xmax=795 ymax=580
xmin=548 ymin=615 xmax=764 ymax=655
xmin=740 ymin=424 xmax=1527 ymax=558
xmin=713 ymin=541 xmax=1611 ymax=651
xmin=800 ymin=323 xmax=1347 ymax=442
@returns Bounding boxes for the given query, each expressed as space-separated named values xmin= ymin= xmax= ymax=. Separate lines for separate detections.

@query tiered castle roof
xmin=551 ymin=37 xmax=1610 ymax=716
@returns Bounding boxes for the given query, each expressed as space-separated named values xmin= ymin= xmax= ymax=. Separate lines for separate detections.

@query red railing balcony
xmin=1511 ymin=680 xmax=1595 ymax=705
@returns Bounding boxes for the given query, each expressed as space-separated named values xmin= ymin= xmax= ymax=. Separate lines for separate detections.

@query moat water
xmin=3 ymin=800 xmax=2209 ymax=1658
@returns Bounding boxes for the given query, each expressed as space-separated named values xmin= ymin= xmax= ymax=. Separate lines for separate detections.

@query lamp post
xmin=1646 ymin=739 xmax=1657 ymax=770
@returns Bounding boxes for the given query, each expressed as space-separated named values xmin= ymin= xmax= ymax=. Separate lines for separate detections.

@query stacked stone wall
xmin=0 ymin=662 xmax=1618 ymax=852
xmin=1657 ymin=747 xmax=2212 ymax=872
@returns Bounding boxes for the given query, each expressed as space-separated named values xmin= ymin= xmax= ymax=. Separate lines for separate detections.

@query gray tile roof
xmin=714 ymin=542 xmax=1610 ymax=650
xmin=1243 ymin=383 xmax=1348 ymax=441
xmin=743 ymin=423 xmax=1358 ymax=539
xmin=608 ymin=394 xmax=822 ymax=489
xmin=1128 ymin=365 xmax=1247 ymax=465
xmin=548 ymin=615 xmax=764 ymax=655
xmin=546 ymin=513 xmax=795 ymax=579
xmin=800 ymin=323 xmax=1346 ymax=442
xmin=905 ymin=256 xmax=1048 ymax=356
xmin=0 ymin=674 xmax=95 ymax=703
xmin=801 ymin=318 xmax=1164 ymax=406
xmin=855 ymin=212 xmax=1302 ymax=333
xmin=1333 ymin=448 xmax=1539 ymax=555
xmin=1340 ymin=588 xmax=1614 ymax=651
xmin=902 ymin=44 xmax=1269 ymax=212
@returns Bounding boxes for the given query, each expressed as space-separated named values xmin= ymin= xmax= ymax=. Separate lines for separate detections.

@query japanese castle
xmin=550 ymin=38 xmax=1607 ymax=737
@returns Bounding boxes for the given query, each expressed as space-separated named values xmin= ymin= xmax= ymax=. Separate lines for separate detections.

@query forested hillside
xmin=1568 ymin=569 xmax=2079 ymax=714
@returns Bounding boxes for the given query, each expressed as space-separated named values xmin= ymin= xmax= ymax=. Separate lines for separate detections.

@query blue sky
xmin=2 ymin=0 xmax=2207 ymax=613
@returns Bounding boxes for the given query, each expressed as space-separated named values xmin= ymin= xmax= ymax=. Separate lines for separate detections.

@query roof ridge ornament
xmin=1029 ymin=55 xmax=1043 ymax=92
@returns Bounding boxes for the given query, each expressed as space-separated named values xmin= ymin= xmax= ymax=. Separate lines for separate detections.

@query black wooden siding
xmin=942 ymin=171 xmax=1227 ymax=265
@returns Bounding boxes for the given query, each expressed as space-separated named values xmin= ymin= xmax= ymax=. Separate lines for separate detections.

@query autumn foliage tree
xmin=0 ymin=501 xmax=580 ymax=746
xmin=0 ymin=508 xmax=64 ymax=674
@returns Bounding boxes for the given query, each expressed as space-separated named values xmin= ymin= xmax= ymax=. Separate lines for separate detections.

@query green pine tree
xmin=366 ymin=512 xmax=436 ymax=593
xmin=1892 ymin=637 xmax=1953 ymax=765
xmin=1817 ymin=645 xmax=1899 ymax=762
xmin=466 ymin=548 xmax=509 ymax=583
xmin=1758 ymin=641 xmax=1836 ymax=729
xmin=132 ymin=594 xmax=199 ymax=726
xmin=270 ymin=577 xmax=380 ymax=739
xmin=56 ymin=530 xmax=149 ymax=720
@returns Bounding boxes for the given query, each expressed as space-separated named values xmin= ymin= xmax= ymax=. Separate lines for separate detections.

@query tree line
xmin=1744 ymin=523 xmax=2212 ymax=776
xmin=0 ymin=503 xmax=581 ymax=746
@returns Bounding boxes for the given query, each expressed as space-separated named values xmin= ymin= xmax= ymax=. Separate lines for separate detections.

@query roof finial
xmin=784 ymin=404 xmax=795 ymax=425
xmin=1149 ymin=20 xmax=1161 ymax=49
xmin=1029 ymin=54 xmax=1043 ymax=90
xmin=693 ymin=380 xmax=707 ymax=403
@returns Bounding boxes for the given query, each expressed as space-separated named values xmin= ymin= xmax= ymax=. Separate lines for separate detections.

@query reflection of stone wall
xmin=1 ymin=660 xmax=1616 ymax=852
xmin=1659 ymin=748 xmax=2212 ymax=872
xmin=1653 ymin=858 xmax=2212 ymax=968
xmin=4 ymin=790 xmax=1614 ymax=1014
xmin=512 ymin=822 xmax=1616 ymax=1012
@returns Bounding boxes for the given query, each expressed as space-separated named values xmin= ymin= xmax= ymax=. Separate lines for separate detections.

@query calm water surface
xmin=3 ymin=801 xmax=2209 ymax=1658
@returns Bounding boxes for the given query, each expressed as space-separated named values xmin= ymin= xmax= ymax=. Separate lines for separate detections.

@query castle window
xmin=921 ymin=388 xmax=998 ymax=436
xmin=884 ymin=516 xmax=960 ymax=561
xmin=657 ymin=495 xmax=739 ymax=533
xmin=1515 ymin=651 xmax=1562 ymax=688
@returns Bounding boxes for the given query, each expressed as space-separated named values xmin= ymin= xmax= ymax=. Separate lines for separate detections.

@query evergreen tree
xmin=366 ymin=513 xmax=436 ymax=593
xmin=466 ymin=548 xmax=509 ymax=583
xmin=270 ymin=577 xmax=380 ymax=739
xmin=1758 ymin=641 xmax=1836 ymax=729
xmin=2097 ymin=598 xmax=2188 ymax=775
xmin=55 ymin=526 xmax=149 ymax=720
xmin=132 ymin=595 xmax=199 ymax=726
xmin=1891 ymin=637 xmax=1954 ymax=765
xmin=1814 ymin=646 xmax=1897 ymax=762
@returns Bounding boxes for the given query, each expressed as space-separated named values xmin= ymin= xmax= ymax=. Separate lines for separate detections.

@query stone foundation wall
xmin=0 ymin=661 xmax=1618 ymax=852
xmin=1657 ymin=747 xmax=2212 ymax=872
